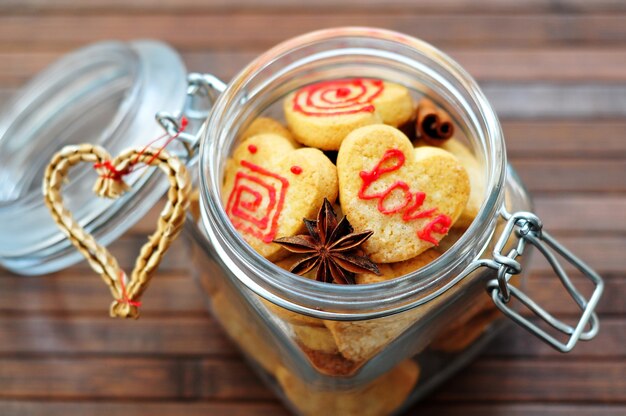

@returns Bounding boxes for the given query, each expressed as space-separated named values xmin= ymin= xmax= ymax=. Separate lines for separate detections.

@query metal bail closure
xmin=484 ymin=210 xmax=604 ymax=352
xmin=155 ymin=72 xmax=227 ymax=161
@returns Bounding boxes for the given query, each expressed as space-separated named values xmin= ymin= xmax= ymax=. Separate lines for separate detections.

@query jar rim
xmin=199 ymin=27 xmax=506 ymax=319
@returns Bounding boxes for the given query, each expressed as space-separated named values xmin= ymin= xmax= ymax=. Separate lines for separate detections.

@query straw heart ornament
xmin=42 ymin=129 xmax=191 ymax=319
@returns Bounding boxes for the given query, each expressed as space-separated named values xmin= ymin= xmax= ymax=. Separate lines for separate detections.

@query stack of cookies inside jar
xmin=204 ymin=78 xmax=501 ymax=415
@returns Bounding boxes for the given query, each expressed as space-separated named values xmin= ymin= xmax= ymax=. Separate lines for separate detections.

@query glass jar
xmin=190 ymin=27 xmax=603 ymax=415
xmin=0 ymin=27 xmax=603 ymax=416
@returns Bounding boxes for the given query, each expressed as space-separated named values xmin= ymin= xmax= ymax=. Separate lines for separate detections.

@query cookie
xmin=240 ymin=116 xmax=297 ymax=146
xmin=292 ymin=324 xmax=362 ymax=376
xmin=435 ymin=225 xmax=467 ymax=253
xmin=293 ymin=325 xmax=339 ymax=354
xmin=211 ymin=290 xmax=281 ymax=375
xmin=260 ymin=256 xmax=326 ymax=327
xmin=276 ymin=359 xmax=419 ymax=416
xmin=337 ymin=124 xmax=470 ymax=263
xmin=419 ymin=139 xmax=484 ymax=229
xmin=354 ymin=263 xmax=395 ymax=284
xmin=354 ymin=249 xmax=439 ymax=284
xmin=284 ymin=79 xmax=414 ymax=150
xmin=262 ymin=298 xmax=326 ymax=328
xmin=189 ymin=237 xmax=229 ymax=297
xmin=324 ymin=308 xmax=429 ymax=362
xmin=283 ymin=78 xmax=383 ymax=150
xmin=325 ymin=249 xmax=441 ymax=361
xmin=431 ymin=304 xmax=501 ymax=353
xmin=223 ymin=133 xmax=338 ymax=260
xmin=296 ymin=343 xmax=361 ymax=376
xmin=371 ymin=81 xmax=415 ymax=127
xmin=388 ymin=248 xmax=441 ymax=277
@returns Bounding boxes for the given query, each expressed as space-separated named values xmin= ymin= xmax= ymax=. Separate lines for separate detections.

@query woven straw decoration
xmin=42 ymin=144 xmax=191 ymax=319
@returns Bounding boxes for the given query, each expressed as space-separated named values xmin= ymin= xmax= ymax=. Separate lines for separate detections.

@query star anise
xmin=273 ymin=199 xmax=380 ymax=284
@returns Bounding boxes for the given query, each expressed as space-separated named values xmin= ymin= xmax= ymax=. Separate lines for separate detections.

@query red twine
xmin=117 ymin=271 xmax=142 ymax=308
xmin=94 ymin=117 xmax=189 ymax=181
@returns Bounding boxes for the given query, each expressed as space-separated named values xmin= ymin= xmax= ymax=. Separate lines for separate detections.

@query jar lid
xmin=0 ymin=40 xmax=188 ymax=275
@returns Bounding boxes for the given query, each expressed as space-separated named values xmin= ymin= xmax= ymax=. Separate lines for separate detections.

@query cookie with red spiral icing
xmin=284 ymin=78 xmax=414 ymax=150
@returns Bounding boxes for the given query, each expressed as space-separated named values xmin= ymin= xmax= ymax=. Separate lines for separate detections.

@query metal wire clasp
xmin=155 ymin=73 xmax=227 ymax=161
xmin=484 ymin=210 xmax=604 ymax=352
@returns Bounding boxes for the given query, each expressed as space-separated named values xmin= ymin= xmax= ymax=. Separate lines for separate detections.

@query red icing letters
xmin=418 ymin=215 xmax=452 ymax=245
xmin=358 ymin=149 xmax=452 ymax=244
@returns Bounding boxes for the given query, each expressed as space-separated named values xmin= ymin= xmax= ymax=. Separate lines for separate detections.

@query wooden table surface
xmin=0 ymin=1 xmax=625 ymax=415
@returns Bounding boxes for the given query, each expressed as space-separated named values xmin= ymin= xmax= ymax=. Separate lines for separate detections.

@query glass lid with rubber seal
xmin=0 ymin=40 xmax=188 ymax=275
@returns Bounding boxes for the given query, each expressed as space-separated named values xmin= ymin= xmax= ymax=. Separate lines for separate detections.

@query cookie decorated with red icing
xmin=223 ymin=133 xmax=338 ymax=260
xmin=284 ymin=78 xmax=414 ymax=150
xmin=241 ymin=116 xmax=298 ymax=146
xmin=337 ymin=125 xmax=470 ymax=263
xmin=416 ymin=138 xmax=484 ymax=229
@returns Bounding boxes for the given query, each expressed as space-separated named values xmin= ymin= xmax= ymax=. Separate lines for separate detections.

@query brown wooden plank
xmin=0 ymin=316 xmax=234 ymax=356
xmin=0 ymin=401 xmax=286 ymax=416
xmin=3 ymin=48 xmax=626 ymax=88
xmin=434 ymin=360 xmax=626 ymax=401
xmin=1 ymin=263 xmax=623 ymax=316
xmin=512 ymin=159 xmax=626 ymax=192
xmin=200 ymin=360 xmax=275 ymax=400
xmin=0 ymin=357 xmax=192 ymax=399
xmin=0 ymin=309 xmax=621 ymax=358
xmin=1 ymin=402 xmax=624 ymax=416
xmin=502 ymin=120 xmax=626 ymax=158
xmin=2 ymin=15 xmax=626 ymax=51
xmin=527 ymin=236 xmax=625 ymax=275
xmin=483 ymin=83 xmax=626 ymax=119
xmin=485 ymin=318 xmax=626 ymax=358
xmin=417 ymin=404 xmax=626 ymax=416
xmin=0 ymin=51 xmax=255 ymax=87
xmin=525 ymin=275 xmax=626 ymax=315
xmin=5 ymin=78 xmax=626 ymax=120
xmin=100 ymin=236 xmax=190 ymax=272
xmin=0 ymin=357 xmax=271 ymax=400
xmin=0 ymin=272 xmax=206 ymax=314
xmin=5 ymin=83 xmax=626 ymax=121
xmin=1 ymin=0 xmax=625 ymax=14
xmin=0 ymin=236 xmax=191 ymax=277
xmin=0 ymin=356 xmax=623 ymax=402
xmin=534 ymin=195 xmax=626 ymax=233
xmin=0 ymin=234 xmax=621 ymax=316
xmin=450 ymin=48 xmax=626 ymax=82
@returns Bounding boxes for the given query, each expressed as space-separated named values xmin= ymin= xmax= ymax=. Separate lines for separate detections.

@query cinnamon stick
xmin=415 ymin=98 xmax=455 ymax=145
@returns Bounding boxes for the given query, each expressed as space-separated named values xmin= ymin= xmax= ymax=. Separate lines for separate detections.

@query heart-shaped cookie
xmin=283 ymin=79 xmax=414 ymax=150
xmin=43 ymin=144 xmax=191 ymax=319
xmin=337 ymin=125 xmax=469 ymax=263
xmin=222 ymin=133 xmax=338 ymax=260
